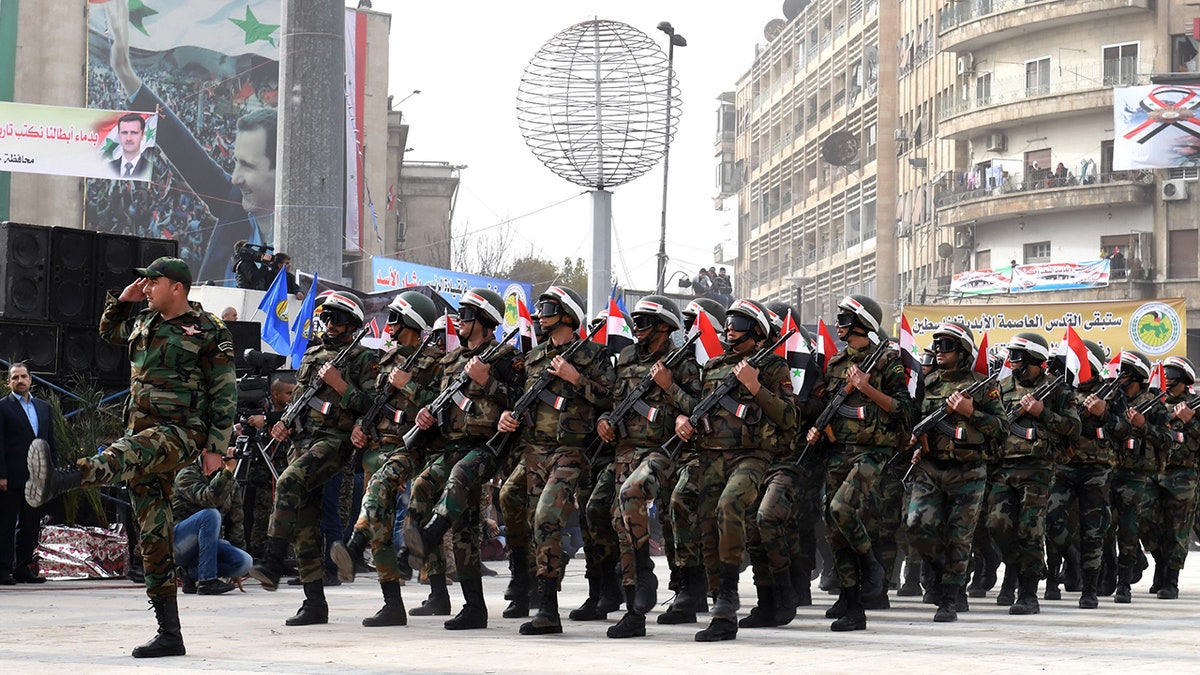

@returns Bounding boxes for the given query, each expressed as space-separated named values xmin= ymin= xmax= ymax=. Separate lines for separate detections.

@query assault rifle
xmin=898 ymin=372 xmax=999 ymax=483
xmin=402 ymin=327 xmax=520 ymax=450
xmin=584 ymin=331 xmax=700 ymax=466
xmin=485 ymin=322 xmax=605 ymax=457
xmin=1005 ymin=373 xmax=1066 ymax=441
xmin=661 ymin=329 xmax=796 ymax=461
xmin=794 ymin=336 xmax=890 ymax=467
xmin=360 ymin=332 xmax=437 ymax=442
xmin=263 ymin=323 xmax=372 ymax=454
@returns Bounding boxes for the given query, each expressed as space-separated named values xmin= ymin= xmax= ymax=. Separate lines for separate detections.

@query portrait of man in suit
xmin=109 ymin=112 xmax=152 ymax=181
xmin=0 ymin=362 xmax=54 ymax=584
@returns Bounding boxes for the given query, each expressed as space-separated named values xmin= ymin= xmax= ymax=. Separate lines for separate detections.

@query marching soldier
xmin=329 ymin=291 xmax=443 ymax=626
xmin=806 ymin=294 xmax=912 ymax=632
xmin=250 ymin=292 xmax=378 ymax=626
xmin=905 ymin=322 xmax=1005 ymax=622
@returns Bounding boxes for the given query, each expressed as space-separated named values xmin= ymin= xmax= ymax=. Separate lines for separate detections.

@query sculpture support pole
xmin=588 ymin=189 xmax=612 ymax=319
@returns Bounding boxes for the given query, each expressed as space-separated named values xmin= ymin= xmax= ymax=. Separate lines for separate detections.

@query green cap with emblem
xmin=135 ymin=256 xmax=192 ymax=288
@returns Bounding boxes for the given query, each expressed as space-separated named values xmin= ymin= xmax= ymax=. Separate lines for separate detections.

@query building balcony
xmin=935 ymin=170 xmax=1153 ymax=228
xmin=938 ymin=59 xmax=1149 ymax=139
xmin=938 ymin=0 xmax=1152 ymax=53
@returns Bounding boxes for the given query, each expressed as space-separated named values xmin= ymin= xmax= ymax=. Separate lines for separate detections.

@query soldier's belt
xmin=837 ymin=404 xmax=867 ymax=420
xmin=1009 ymin=422 xmax=1037 ymax=440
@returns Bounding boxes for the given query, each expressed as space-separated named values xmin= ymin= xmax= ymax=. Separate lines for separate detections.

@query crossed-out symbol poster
xmin=1114 ymin=85 xmax=1200 ymax=169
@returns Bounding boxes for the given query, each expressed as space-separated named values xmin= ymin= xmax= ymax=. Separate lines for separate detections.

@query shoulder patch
xmin=217 ymin=339 xmax=234 ymax=356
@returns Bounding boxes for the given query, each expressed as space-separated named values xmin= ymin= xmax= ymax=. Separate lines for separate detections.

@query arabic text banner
xmin=1114 ymin=85 xmax=1200 ymax=170
xmin=950 ymin=260 xmax=1110 ymax=296
xmin=904 ymin=298 xmax=1187 ymax=358
xmin=0 ymin=102 xmax=157 ymax=181
xmin=371 ymin=255 xmax=533 ymax=323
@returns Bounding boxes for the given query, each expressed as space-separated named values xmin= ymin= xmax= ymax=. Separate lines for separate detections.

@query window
xmin=1024 ymin=241 xmax=1051 ymax=264
xmin=976 ymin=249 xmax=991 ymax=270
xmin=975 ymin=72 xmax=992 ymax=107
xmin=1171 ymin=35 xmax=1199 ymax=73
xmin=1102 ymin=43 xmax=1139 ymax=85
xmin=1025 ymin=57 xmax=1050 ymax=97
xmin=1168 ymin=230 xmax=1198 ymax=279
xmin=1101 ymin=235 xmax=1134 ymax=279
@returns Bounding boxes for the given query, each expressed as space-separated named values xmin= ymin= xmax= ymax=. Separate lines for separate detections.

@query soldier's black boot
xmin=519 ymin=577 xmax=563 ymax=635
xmin=363 ymin=580 xmax=407 ymax=627
xmin=568 ymin=555 xmax=607 ymax=621
xmin=996 ymin=566 xmax=1018 ymax=606
xmin=1114 ymin=566 xmax=1133 ymax=604
xmin=737 ymin=584 xmax=776 ymax=628
xmin=331 ymin=530 xmax=369 ymax=583
xmin=825 ymin=586 xmax=848 ymax=619
xmin=131 ymin=595 xmax=186 ymax=658
xmin=1098 ymin=543 xmax=1117 ymax=596
xmin=633 ymin=544 xmax=659 ymax=614
xmin=1132 ymin=548 xmax=1148 ymax=584
xmin=1063 ymin=545 xmax=1082 ymax=592
xmin=658 ymin=566 xmax=703 ymax=624
xmin=818 ymin=551 xmax=840 ymax=593
xmin=1148 ymin=550 xmax=1165 ymax=594
xmin=286 ymin=580 xmax=329 ymax=626
xmin=1008 ymin=574 xmax=1040 ymax=615
xmin=921 ymin=562 xmax=941 ymax=604
xmin=858 ymin=549 xmax=885 ymax=599
xmin=1079 ymin=570 xmax=1100 ymax=609
xmin=410 ymin=574 xmax=452 ymax=616
xmin=25 ymin=439 xmax=82 ymax=508
xmin=1044 ymin=554 xmax=1062 ymax=600
xmin=933 ymin=583 xmax=959 ymax=623
xmin=695 ymin=563 xmax=740 ymax=642
xmin=1157 ymin=567 xmax=1180 ymax=600
xmin=967 ymin=552 xmax=988 ymax=598
xmin=898 ymin=559 xmax=923 ymax=596
xmin=830 ymin=583 xmax=866 ymax=631
xmin=445 ymin=576 xmax=488 ymax=629
xmin=607 ymin=586 xmax=646 ymax=639
xmin=598 ymin=556 xmax=624 ymax=615
xmin=406 ymin=513 xmax=451 ymax=572
xmin=249 ymin=536 xmax=289 ymax=592
xmin=503 ymin=549 xmax=532 ymax=617
xmin=792 ymin=557 xmax=812 ymax=606
xmin=773 ymin=567 xmax=798 ymax=626
xmin=956 ymin=584 xmax=970 ymax=612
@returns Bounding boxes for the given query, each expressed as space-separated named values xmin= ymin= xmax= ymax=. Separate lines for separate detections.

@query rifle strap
xmin=307 ymin=398 xmax=334 ymax=415
xmin=632 ymin=399 xmax=660 ymax=422
xmin=837 ymin=404 xmax=867 ymax=420
xmin=384 ymin=406 xmax=406 ymax=425
xmin=451 ymin=390 xmax=474 ymax=413
xmin=1009 ymin=422 xmax=1036 ymax=440
xmin=538 ymin=389 xmax=567 ymax=411
xmin=717 ymin=395 xmax=749 ymax=419
xmin=936 ymin=420 xmax=966 ymax=440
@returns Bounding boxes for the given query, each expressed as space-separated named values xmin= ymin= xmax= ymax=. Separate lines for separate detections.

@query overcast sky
xmin=366 ymin=0 xmax=778 ymax=290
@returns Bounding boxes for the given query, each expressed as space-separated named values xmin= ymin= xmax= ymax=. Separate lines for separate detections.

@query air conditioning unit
xmin=1162 ymin=179 xmax=1190 ymax=201
xmin=894 ymin=128 xmax=910 ymax=142
xmin=957 ymin=54 xmax=973 ymax=75
xmin=985 ymin=132 xmax=1007 ymax=152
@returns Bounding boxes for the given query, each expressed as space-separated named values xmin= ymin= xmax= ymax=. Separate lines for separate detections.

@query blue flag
xmin=289 ymin=273 xmax=320 ymax=368
xmin=257 ymin=267 xmax=291 ymax=354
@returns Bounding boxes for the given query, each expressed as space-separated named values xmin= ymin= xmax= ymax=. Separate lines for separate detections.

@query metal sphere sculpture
xmin=517 ymin=19 xmax=680 ymax=190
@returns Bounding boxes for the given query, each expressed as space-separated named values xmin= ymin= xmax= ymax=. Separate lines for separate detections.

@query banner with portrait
xmin=950 ymin=260 xmax=1111 ymax=295
xmin=0 ymin=102 xmax=157 ymax=181
xmin=371 ymin=255 xmax=534 ymax=336
xmin=1113 ymin=84 xmax=1200 ymax=169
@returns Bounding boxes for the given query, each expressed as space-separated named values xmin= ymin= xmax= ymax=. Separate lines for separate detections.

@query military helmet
xmin=1163 ymin=355 xmax=1196 ymax=385
xmin=432 ymin=313 xmax=453 ymax=332
xmin=459 ymin=288 xmax=505 ymax=326
xmin=919 ymin=349 xmax=937 ymax=368
xmin=387 ymin=291 xmax=437 ymax=331
xmin=682 ymin=297 xmax=726 ymax=330
xmin=1082 ymin=340 xmax=1108 ymax=380
xmin=318 ymin=290 xmax=364 ymax=326
xmin=539 ymin=286 xmax=586 ymax=327
xmin=590 ymin=307 xmax=609 ymax=329
xmin=632 ymin=295 xmax=682 ymax=331
xmin=1006 ymin=332 xmax=1049 ymax=363
xmin=836 ymin=294 xmax=883 ymax=334
xmin=1119 ymin=350 xmax=1151 ymax=381
xmin=766 ymin=301 xmax=799 ymax=332
xmin=726 ymin=298 xmax=772 ymax=338
xmin=932 ymin=321 xmax=975 ymax=354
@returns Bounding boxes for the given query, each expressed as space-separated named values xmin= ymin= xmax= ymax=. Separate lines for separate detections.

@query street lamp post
xmin=655 ymin=22 xmax=686 ymax=294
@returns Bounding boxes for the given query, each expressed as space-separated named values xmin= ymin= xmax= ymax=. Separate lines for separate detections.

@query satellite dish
xmin=764 ymin=19 xmax=786 ymax=42
xmin=783 ymin=0 xmax=810 ymax=21
xmin=821 ymin=131 xmax=860 ymax=166
xmin=938 ymin=243 xmax=954 ymax=259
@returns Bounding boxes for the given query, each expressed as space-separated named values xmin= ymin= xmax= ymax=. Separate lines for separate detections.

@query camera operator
xmin=239 ymin=375 xmax=295 ymax=561
xmin=233 ymin=239 xmax=274 ymax=291
xmin=171 ymin=449 xmax=251 ymax=595
xmin=268 ymin=252 xmax=305 ymax=301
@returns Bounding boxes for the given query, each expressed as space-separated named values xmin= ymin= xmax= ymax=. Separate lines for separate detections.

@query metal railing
xmin=939 ymin=59 xmax=1149 ymax=121
xmin=934 ymin=170 xmax=1154 ymax=208
xmin=940 ymin=0 xmax=1055 ymax=33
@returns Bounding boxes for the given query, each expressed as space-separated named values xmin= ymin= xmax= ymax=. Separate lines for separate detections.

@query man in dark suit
xmin=0 ymin=362 xmax=54 ymax=584
xmin=108 ymin=113 xmax=152 ymax=181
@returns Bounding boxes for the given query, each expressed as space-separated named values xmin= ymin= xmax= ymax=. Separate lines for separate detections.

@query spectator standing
xmin=0 ymin=363 xmax=54 ymax=584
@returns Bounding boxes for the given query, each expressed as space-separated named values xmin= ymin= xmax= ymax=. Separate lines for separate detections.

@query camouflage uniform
xmin=906 ymin=365 xmax=1006 ymax=590
xmin=669 ymin=450 xmax=713 ymax=586
xmin=348 ymin=340 xmax=443 ymax=582
xmin=85 ymin=293 xmax=237 ymax=601
xmin=172 ymin=461 xmax=245 ymax=550
xmin=267 ymin=340 xmax=377 ymax=583
xmin=817 ymin=344 xmax=913 ymax=588
xmin=1143 ymin=392 xmax=1200 ymax=575
xmin=515 ymin=336 xmax=615 ymax=582
xmin=986 ymin=373 xmax=1079 ymax=583
xmin=1110 ymin=388 xmax=1170 ymax=574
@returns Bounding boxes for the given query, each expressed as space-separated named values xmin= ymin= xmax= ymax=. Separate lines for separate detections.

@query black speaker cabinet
xmin=60 ymin=325 xmax=129 ymax=385
xmin=138 ymin=236 xmax=179 ymax=266
xmin=0 ymin=222 xmax=50 ymax=320
xmin=225 ymin=320 xmax=263 ymax=373
xmin=94 ymin=232 xmax=140 ymax=315
xmin=0 ymin=320 xmax=59 ymax=374
xmin=50 ymin=227 xmax=97 ymax=325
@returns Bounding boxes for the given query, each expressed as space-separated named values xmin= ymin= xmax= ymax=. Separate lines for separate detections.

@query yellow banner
xmin=903 ymin=298 xmax=1187 ymax=359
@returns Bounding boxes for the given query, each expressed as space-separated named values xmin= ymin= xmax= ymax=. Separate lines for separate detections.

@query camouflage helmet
xmin=317 ymin=290 xmax=364 ymax=326
xmin=836 ymin=294 xmax=883 ymax=334
xmin=387 ymin=291 xmax=438 ymax=331
xmin=932 ymin=321 xmax=975 ymax=354
xmin=1119 ymin=350 xmax=1151 ymax=381
xmin=459 ymin=288 xmax=505 ymax=326
xmin=1163 ymin=355 xmax=1196 ymax=385
xmin=682 ymin=297 xmax=726 ymax=330
xmin=632 ymin=295 xmax=682 ymax=331
xmin=1007 ymin=332 xmax=1050 ymax=363
xmin=726 ymin=298 xmax=772 ymax=338
xmin=540 ymin=285 xmax=586 ymax=327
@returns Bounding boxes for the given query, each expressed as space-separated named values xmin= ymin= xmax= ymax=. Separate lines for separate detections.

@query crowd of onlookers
xmin=688 ymin=266 xmax=734 ymax=305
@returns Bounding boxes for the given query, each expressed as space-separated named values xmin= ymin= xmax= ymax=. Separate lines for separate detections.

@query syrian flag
xmin=516 ymin=297 xmax=537 ymax=353
xmin=816 ymin=318 xmax=838 ymax=372
xmin=443 ymin=310 xmax=461 ymax=352
xmin=899 ymin=314 xmax=920 ymax=397
xmin=605 ymin=293 xmax=635 ymax=354
xmin=692 ymin=310 xmax=723 ymax=366
xmin=973 ymin=331 xmax=991 ymax=377
xmin=1147 ymin=360 xmax=1166 ymax=393
xmin=1102 ymin=349 xmax=1122 ymax=380
xmin=998 ymin=351 xmax=1014 ymax=381
xmin=1058 ymin=325 xmax=1092 ymax=387
xmin=778 ymin=311 xmax=817 ymax=398
xmin=368 ymin=317 xmax=382 ymax=340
